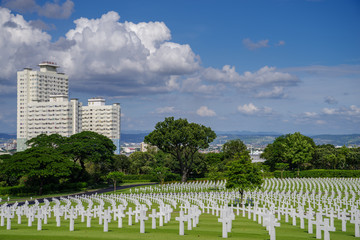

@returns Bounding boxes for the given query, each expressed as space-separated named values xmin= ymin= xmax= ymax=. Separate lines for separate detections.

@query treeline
xmin=1 ymin=128 xmax=359 ymax=196
xmin=261 ymin=132 xmax=360 ymax=174
xmin=0 ymin=132 xmax=117 ymax=195
xmin=0 ymin=132 xmax=251 ymax=195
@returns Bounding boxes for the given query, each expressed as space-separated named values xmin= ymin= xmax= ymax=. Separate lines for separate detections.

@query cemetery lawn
xmin=0 ymin=211 xmax=357 ymax=240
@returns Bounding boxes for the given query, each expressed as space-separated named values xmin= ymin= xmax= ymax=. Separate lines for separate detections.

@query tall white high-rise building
xmin=82 ymin=98 xmax=121 ymax=154
xmin=17 ymin=62 xmax=121 ymax=153
xmin=17 ymin=62 xmax=70 ymax=151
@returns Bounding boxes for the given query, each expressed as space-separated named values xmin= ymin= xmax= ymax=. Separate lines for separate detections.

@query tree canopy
xmin=261 ymin=132 xmax=315 ymax=173
xmin=61 ymin=131 xmax=116 ymax=178
xmin=222 ymin=139 xmax=248 ymax=160
xmin=225 ymin=154 xmax=263 ymax=201
xmin=144 ymin=117 xmax=216 ymax=182
xmin=6 ymin=147 xmax=77 ymax=194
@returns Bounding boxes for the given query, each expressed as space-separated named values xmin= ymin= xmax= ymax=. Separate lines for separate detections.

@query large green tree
xmin=129 ymin=151 xmax=156 ymax=174
xmin=261 ymin=135 xmax=287 ymax=171
xmin=282 ymin=132 xmax=315 ymax=174
xmin=6 ymin=147 xmax=76 ymax=194
xmin=225 ymin=154 xmax=263 ymax=202
xmin=144 ymin=117 xmax=216 ymax=182
xmin=61 ymin=131 xmax=116 ymax=178
xmin=26 ymin=133 xmax=66 ymax=149
xmin=262 ymin=132 xmax=315 ymax=173
xmin=106 ymin=171 xmax=124 ymax=192
xmin=223 ymin=139 xmax=248 ymax=160
xmin=112 ymin=154 xmax=131 ymax=173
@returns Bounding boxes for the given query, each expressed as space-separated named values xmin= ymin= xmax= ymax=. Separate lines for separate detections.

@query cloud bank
xmin=0 ymin=8 xmax=300 ymax=98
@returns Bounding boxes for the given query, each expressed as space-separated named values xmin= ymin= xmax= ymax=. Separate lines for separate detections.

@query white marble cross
xmin=103 ymin=210 xmax=109 ymax=232
xmin=157 ymin=207 xmax=166 ymax=227
xmin=175 ymin=210 xmax=187 ymax=236
xmin=138 ymin=209 xmax=148 ymax=233
xmin=126 ymin=207 xmax=134 ymax=226
xmin=339 ymin=210 xmax=349 ymax=232
xmin=68 ymin=207 xmax=76 ymax=232
xmin=35 ymin=209 xmax=42 ymax=231
xmin=350 ymin=212 xmax=360 ymax=237
xmin=317 ymin=218 xmax=335 ymax=240
xmin=115 ymin=206 xmax=125 ymax=228
xmin=149 ymin=209 xmax=158 ymax=229
xmin=218 ymin=214 xmax=230 ymax=238
xmin=263 ymin=212 xmax=280 ymax=240
xmin=6 ymin=208 xmax=13 ymax=230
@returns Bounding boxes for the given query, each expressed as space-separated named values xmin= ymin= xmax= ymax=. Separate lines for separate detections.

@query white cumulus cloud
xmin=155 ymin=106 xmax=176 ymax=114
xmin=2 ymin=0 xmax=74 ymax=19
xmin=237 ymin=103 xmax=273 ymax=116
xmin=255 ymin=86 xmax=286 ymax=99
xmin=243 ymin=38 xmax=269 ymax=50
xmin=0 ymin=7 xmax=51 ymax=80
xmin=196 ymin=106 xmax=216 ymax=117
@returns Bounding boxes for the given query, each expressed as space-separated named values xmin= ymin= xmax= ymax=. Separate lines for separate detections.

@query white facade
xmin=82 ymin=98 xmax=121 ymax=154
xmin=26 ymin=96 xmax=81 ymax=140
xmin=17 ymin=62 xmax=69 ymax=151
xmin=17 ymin=62 xmax=121 ymax=153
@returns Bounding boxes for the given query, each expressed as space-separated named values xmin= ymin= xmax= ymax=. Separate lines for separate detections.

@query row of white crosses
xmin=139 ymin=180 xmax=227 ymax=193
xmin=1 ymin=177 xmax=360 ymax=239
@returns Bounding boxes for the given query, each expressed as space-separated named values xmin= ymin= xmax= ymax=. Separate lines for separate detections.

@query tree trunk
xmin=80 ymin=159 xmax=86 ymax=179
xmin=239 ymin=189 xmax=244 ymax=204
xmin=39 ymin=179 xmax=44 ymax=195
xmin=181 ymin=169 xmax=188 ymax=182
xmin=114 ymin=180 xmax=116 ymax=192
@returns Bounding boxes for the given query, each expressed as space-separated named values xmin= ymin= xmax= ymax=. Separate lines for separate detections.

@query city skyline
xmin=0 ymin=0 xmax=359 ymax=135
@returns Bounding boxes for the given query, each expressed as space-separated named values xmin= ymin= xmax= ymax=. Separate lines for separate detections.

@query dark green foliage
xmin=151 ymin=166 xmax=171 ymax=184
xmin=262 ymin=132 xmax=360 ymax=172
xmin=112 ymin=154 xmax=131 ymax=173
xmin=62 ymin=131 xmax=116 ymax=178
xmin=262 ymin=132 xmax=315 ymax=172
xmin=144 ymin=117 xmax=216 ymax=182
xmin=129 ymin=151 xmax=156 ymax=174
xmin=0 ymin=131 xmax=117 ymax=195
xmin=223 ymin=139 xmax=248 ymax=160
xmin=5 ymin=147 xmax=76 ymax=195
xmin=106 ymin=171 xmax=125 ymax=191
xmin=274 ymin=169 xmax=360 ymax=178
xmin=26 ymin=133 xmax=66 ymax=148
xmin=225 ymin=154 xmax=263 ymax=201
xmin=261 ymin=135 xmax=287 ymax=171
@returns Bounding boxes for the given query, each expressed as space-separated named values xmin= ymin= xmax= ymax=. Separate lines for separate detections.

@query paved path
xmin=7 ymin=182 xmax=157 ymax=206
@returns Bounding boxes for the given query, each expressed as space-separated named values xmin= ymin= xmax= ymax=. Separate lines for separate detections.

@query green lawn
xmin=0 ymin=210 xmax=358 ymax=240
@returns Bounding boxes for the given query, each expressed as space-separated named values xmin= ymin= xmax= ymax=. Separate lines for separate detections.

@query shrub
xmin=274 ymin=169 xmax=360 ymax=178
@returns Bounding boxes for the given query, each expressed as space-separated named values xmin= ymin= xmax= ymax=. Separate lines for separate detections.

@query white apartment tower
xmin=82 ymin=98 xmax=121 ymax=154
xmin=17 ymin=62 xmax=120 ymax=153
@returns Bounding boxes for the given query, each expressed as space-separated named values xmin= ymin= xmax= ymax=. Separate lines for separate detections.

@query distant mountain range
xmin=1 ymin=132 xmax=359 ymax=147
xmin=119 ymin=132 xmax=360 ymax=147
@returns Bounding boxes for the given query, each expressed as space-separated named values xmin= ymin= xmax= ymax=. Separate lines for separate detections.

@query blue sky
xmin=0 ymin=0 xmax=359 ymax=135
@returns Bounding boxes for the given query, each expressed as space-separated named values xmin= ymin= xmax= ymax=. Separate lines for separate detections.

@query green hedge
xmin=274 ymin=170 xmax=360 ymax=178
xmin=0 ymin=182 xmax=88 ymax=196
xmin=123 ymin=174 xmax=153 ymax=181
xmin=0 ymin=185 xmax=36 ymax=196
xmin=123 ymin=173 xmax=181 ymax=182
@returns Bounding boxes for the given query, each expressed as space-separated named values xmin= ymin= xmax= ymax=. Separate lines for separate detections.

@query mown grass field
xmin=0 ymin=208 xmax=358 ymax=240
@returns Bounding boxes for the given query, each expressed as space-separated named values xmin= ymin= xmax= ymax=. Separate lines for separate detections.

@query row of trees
xmin=0 ymin=131 xmax=117 ymax=194
xmin=0 ymin=117 xmax=263 ymax=196
xmin=261 ymin=132 xmax=360 ymax=174
xmin=8 ymin=117 xmax=358 ymax=197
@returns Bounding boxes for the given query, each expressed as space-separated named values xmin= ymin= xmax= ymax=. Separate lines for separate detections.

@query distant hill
xmin=1 ymin=132 xmax=359 ymax=147
xmin=120 ymin=133 xmax=148 ymax=144
xmin=311 ymin=134 xmax=360 ymax=146
xmin=0 ymin=133 xmax=16 ymax=141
